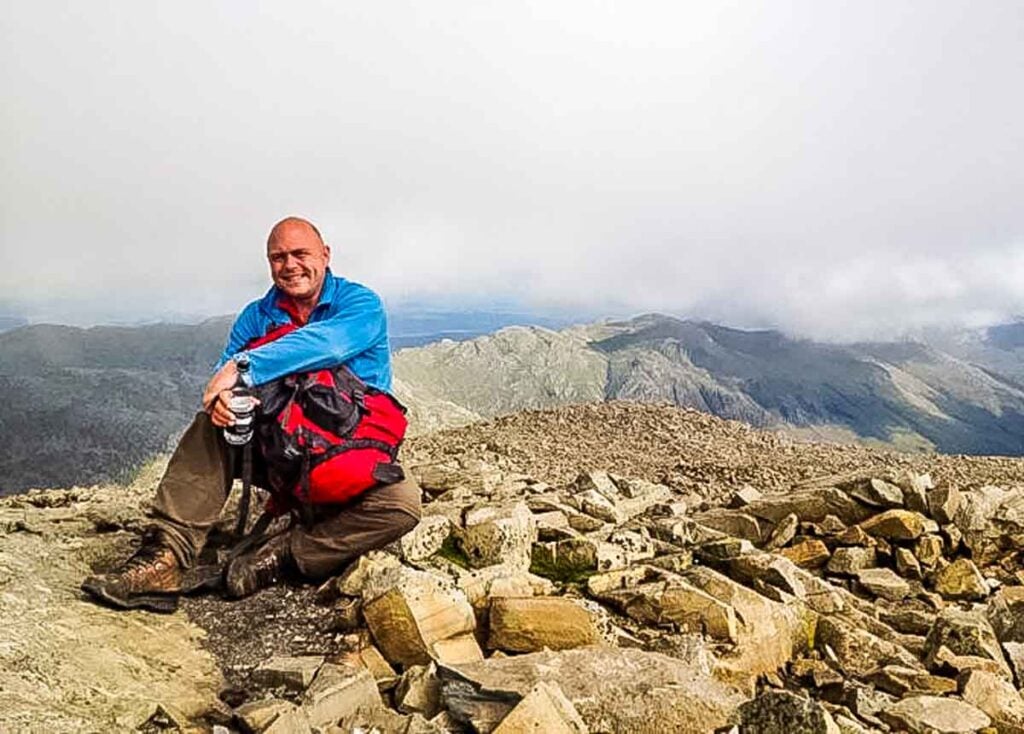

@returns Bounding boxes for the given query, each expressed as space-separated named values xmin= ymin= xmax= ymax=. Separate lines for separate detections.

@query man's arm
xmin=239 ymin=286 xmax=386 ymax=387
xmin=204 ymin=303 xmax=262 ymax=426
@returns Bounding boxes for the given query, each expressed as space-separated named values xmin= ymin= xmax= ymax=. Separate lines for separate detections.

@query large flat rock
xmin=439 ymin=646 xmax=745 ymax=733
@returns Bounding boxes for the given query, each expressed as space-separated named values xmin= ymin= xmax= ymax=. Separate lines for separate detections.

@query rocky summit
xmin=4 ymin=402 xmax=1024 ymax=732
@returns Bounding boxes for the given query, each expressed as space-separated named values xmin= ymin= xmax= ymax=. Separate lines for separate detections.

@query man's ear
xmin=323 ymin=243 xmax=332 ymax=263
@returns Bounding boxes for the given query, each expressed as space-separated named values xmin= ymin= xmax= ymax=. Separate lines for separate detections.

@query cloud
xmin=2 ymin=1 xmax=1023 ymax=338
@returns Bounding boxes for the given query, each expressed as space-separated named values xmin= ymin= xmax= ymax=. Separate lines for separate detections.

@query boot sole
xmin=80 ymin=577 xmax=180 ymax=614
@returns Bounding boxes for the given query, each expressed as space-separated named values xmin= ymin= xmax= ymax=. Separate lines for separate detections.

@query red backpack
xmin=247 ymin=324 xmax=407 ymax=509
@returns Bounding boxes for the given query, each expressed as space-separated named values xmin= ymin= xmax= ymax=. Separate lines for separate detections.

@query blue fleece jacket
xmin=214 ymin=269 xmax=393 ymax=392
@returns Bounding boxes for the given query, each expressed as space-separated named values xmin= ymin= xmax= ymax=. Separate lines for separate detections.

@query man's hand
xmin=204 ymin=361 xmax=241 ymax=428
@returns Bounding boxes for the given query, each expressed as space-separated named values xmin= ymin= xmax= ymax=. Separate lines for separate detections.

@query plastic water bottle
xmin=224 ymin=355 xmax=255 ymax=446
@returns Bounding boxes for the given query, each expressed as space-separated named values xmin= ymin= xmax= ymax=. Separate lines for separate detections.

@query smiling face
xmin=266 ymin=218 xmax=331 ymax=305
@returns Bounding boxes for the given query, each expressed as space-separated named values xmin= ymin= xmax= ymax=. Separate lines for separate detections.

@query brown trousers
xmin=152 ymin=412 xmax=421 ymax=579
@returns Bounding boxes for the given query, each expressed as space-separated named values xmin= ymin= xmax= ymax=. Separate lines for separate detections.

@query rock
xmin=844 ymin=477 xmax=904 ymax=509
xmin=860 ymin=510 xmax=928 ymax=541
xmin=924 ymin=608 xmax=1012 ymax=679
xmin=234 ymin=700 xmax=303 ymax=732
xmin=568 ymin=471 xmax=671 ymax=524
xmin=724 ymin=553 xmax=806 ymax=598
xmin=362 ymin=568 xmax=482 ymax=668
xmin=960 ymin=669 xmax=1024 ymax=734
xmin=989 ymin=587 xmax=1024 ymax=643
xmin=934 ymin=559 xmax=989 ymax=601
xmin=826 ymin=547 xmax=877 ymax=576
xmin=932 ymin=645 xmax=1014 ymax=679
xmin=790 ymin=658 xmax=844 ymax=688
xmin=954 ymin=485 xmax=1024 ymax=566
xmin=765 ymin=513 xmax=799 ymax=550
xmin=607 ymin=528 xmax=656 ymax=564
xmin=396 ymin=664 xmax=442 ymax=718
xmin=816 ymin=616 xmax=920 ymax=678
xmin=866 ymin=665 xmax=957 ymax=696
xmin=856 ymin=567 xmax=911 ymax=601
xmin=730 ymin=485 xmax=763 ymax=508
xmin=262 ymin=708 xmax=312 ymax=734
xmin=781 ymin=540 xmax=831 ymax=569
xmin=880 ymin=695 xmax=991 ymax=734
xmin=596 ymin=580 xmax=738 ymax=643
xmin=456 ymin=501 xmax=537 ymax=571
xmin=897 ymin=471 xmax=934 ymax=514
xmin=915 ymin=534 xmax=945 ymax=569
xmin=399 ymin=515 xmax=451 ymax=562
xmin=530 ymin=535 xmax=627 ymax=580
xmin=737 ymin=689 xmax=840 ymax=733
xmin=743 ymin=488 xmax=875 ymax=526
xmin=300 ymin=663 xmax=382 ymax=730
xmin=454 ymin=563 xmax=553 ymax=616
xmin=694 ymin=508 xmax=763 ymax=543
xmin=879 ymin=607 xmax=936 ymax=636
xmin=488 ymin=596 xmax=600 ymax=652
xmin=335 ymin=644 xmax=396 ymax=687
xmin=492 ymin=681 xmax=589 ymax=734
xmin=895 ymin=547 xmax=922 ymax=580
xmin=683 ymin=566 xmax=807 ymax=679
xmin=252 ymin=656 xmax=324 ymax=692
xmin=835 ymin=525 xmax=874 ymax=547
xmin=1003 ymin=642 xmax=1024 ymax=687
xmin=439 ymin=646 xmax=745 ymax=734
xmin=928 ymin=484 xmax=961 ymax=525
xmin=335 ymin=551 xmax=406 ymax=602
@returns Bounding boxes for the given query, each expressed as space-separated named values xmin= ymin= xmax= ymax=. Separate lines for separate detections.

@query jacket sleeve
xmin=243 ymin=286 xmax=386 ymax=386
xmin=213 ymin=302 xmax=263 ymax=373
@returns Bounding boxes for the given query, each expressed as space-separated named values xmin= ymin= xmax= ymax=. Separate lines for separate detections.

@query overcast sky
xmin=3 ymin=1 xmax=1022 ymax=339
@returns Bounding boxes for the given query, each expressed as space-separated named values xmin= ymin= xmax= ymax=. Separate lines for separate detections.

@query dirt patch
xmin=181 ymin=580 xmax=352 ymax=704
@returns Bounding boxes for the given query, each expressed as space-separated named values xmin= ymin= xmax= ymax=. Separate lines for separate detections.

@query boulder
xmin=843 ymin=477 xmax=904 ymax=509
xmin=252 ymin=656 xmax=324 ymax=692
xmin=737 ymin=689 xmax=841 ymax=733
xmin=879 ymin=695 xmax=990 ymax=734
xmin=924 ymin=608 xmax=1012 ymax=680
xmin=439 ymin=647 xmax=745 ymax=734
xmin=362 ymin=568 xmax=482 ymax=668
xmin=896 ymin=471 xmax=934 ymax=514
xmin=568 ymin=471 xmax=671 ymax=524
xmin=765 ymin=512 xmax=799 ymax=550
xmin=693 ymin=508 xmax=762 ymax=543
xmin=815 ymin=616 xmax=920 ymax=678
xmin=989 ymin=587 xmax=1024 ymax=643
xmin=928 ymin=484 xmax=961 ymax=525
xmin=954 ymin=485 xmax=1024 ymax=566
xmin=934 ymin=559 xmax=988 ymax=601
xmin=743 ymin=488 xmax=874 ymax=526
xmin=300 ymin=663 xmax=382 ymax=730
xmin=491 ymin=681 xmax=588 ymax=734
xmin=866 ymin=665 xmax=957 ymax=696
xmin=456 ymin=502 xmax=537 ymax=571
xmin=826 ymin=547 xmax=877 ymax=576
xmin=860 ymin=510 xmax=928 ymax=541
xmin=596 ymin=580 xmax=738 ymax=643
xmin=960 ymin=669 xmax=1024 ymax=734
xmin=234 ymin=698 xmax=307 ymax=734
xmin=488 ymin=597 xmax=601 ymax=652
xmin=395 ymin=664 xmax=442 ymax=718
xmin=915 ymin=535 xmax=945 ymax=569
xmin=856 ymin=568 xmax=911 ymax=602
xmin=894 ymin=547 xmax=922 ymax=580
xmin=398 ymin=515 xmax=451 ymax=562
xmin=781 ymin=540 xmax=831 ymax=569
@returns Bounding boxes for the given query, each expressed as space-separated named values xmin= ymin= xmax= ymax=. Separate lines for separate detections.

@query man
xmin=83 ymin=217 xmax=421 ymax=611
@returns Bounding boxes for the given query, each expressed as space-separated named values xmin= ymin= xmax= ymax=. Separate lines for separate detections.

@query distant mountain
xmin=6 ymin=312 xmax=1024 ymax=495
xmin=0 ymin=316 xmax=28 ymax=334
xmin=396 ymin=314 xmax=1024 ymax=457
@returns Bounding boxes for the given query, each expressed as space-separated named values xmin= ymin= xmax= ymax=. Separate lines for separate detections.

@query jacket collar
xmin=257 ymin=268 xmax=340 ymax=324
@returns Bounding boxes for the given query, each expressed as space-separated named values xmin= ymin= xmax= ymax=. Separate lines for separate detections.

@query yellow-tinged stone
xmin=859 ymin=510 xmax=927 ymax=541
xmin=488 ymin=596 xmax=601 ymax=652
xmin=430 ymin=633 xmax=485 ymax=664
xmin=363 ymin=571 xmax=477 ymax=667
xmin=780 ymin=539 xmax=831 ymax=569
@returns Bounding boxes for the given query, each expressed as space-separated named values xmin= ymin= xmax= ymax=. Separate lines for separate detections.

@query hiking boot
xmin=224 ymin=532 xmax=292 ymax=599
xmin=81 ymin=527 xmax=182 ymax=613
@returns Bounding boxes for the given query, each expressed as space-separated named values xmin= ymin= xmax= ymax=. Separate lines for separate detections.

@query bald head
xmin=267 ymin=216 xmax=324 ymax=249
xmin=265 ymin=216 xmax=332 ymax=307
